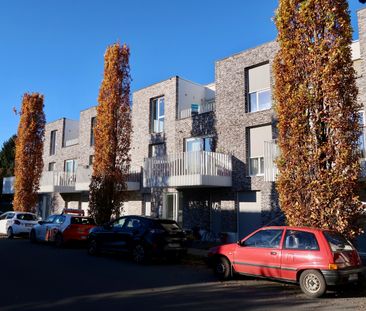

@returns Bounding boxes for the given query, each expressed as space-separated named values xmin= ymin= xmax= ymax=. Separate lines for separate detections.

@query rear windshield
xmin=157 ymin=220 xmax=181 ymax=232
xmin=71 ymin=217 xmax=95 ymax=225
xmin=324 ymin=231 xmax=353 ymax=251
xmin=17 ymin=214 xmax=37 ymax=221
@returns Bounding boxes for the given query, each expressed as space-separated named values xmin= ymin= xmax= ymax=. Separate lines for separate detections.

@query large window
xmin=151 ymin=97 xmax=165 ymax=133
xmin=90 ymin=117 xmax=96 ymax=146
xmin=50 ymin=130 xmax=57 ymax=155
xmin=247 ymin=63 xmax=271 ymax=112
xmin=248 ymin=125 xmax=272 ymax=176
xmin=185 ymin=137 xmax=213 ymax=152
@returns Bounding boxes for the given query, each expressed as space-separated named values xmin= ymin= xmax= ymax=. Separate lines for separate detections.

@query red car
xmin=208 ymin=226 xmax=364 ymax=298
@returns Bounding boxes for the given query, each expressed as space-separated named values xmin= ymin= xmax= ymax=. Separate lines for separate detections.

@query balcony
xmin=178 ymin=99 xmax=215 ymax=119
xmin=143 ymin=151 xmax=232 ymax=188
xmin=39 ymin=171 xmax=76 ymax=193
xmin=75 ymin=167 xmax=141 ymax=191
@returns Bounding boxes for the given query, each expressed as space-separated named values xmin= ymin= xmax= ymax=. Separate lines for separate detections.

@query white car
xmin=0 ymin=211 xmax=39 ymax=238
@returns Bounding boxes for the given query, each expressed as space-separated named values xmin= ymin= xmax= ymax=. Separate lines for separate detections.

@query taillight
xmin=14 ymin=220 xmax=21 ymax=225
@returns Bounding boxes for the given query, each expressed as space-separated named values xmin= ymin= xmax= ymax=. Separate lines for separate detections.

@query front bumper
xmin=321 ymin=267 xmax=366 ymax=285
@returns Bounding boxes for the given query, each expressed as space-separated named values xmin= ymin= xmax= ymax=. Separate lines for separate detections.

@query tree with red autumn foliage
xmin=89 ymin=43 xmax=132 ymax=224
xmin=13 ymin=93 xmax=45 ymax=212
xmin=274 ymin=0 xmax=364 ymax=239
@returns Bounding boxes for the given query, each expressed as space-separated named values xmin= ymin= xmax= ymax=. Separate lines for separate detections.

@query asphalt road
xmin=1 ymin=238 xmax=366 ymax=311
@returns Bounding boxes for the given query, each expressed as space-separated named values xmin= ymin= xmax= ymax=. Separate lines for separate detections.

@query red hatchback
xmin=208 ymin=226 xmax=364 ymax=298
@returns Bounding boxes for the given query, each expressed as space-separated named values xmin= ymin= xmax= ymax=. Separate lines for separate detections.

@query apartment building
xmin=3 ymin=8 xmax=366 ymax=242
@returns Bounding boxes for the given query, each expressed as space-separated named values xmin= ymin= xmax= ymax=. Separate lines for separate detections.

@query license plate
xmin=349 ymin=273 xmax=358 ymax=281
xmin=168 ymin=243 xmax=180 ymax=248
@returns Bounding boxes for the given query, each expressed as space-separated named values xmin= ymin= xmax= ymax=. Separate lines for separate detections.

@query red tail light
xmin=14 ymin=220 xmax=21 ymax=225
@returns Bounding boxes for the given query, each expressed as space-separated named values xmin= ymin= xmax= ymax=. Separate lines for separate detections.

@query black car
xmin=87 ymin=215 xmax=187 ymax=263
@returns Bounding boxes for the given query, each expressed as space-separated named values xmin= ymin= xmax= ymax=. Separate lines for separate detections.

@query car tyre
xmin=132 ymin=244 xmax=149 ymax=264
xmin=299 ymin=270 xmax=327 ymax=298
xmin=30 ymin=230 xmax=37 ymax=243
xmin=54 ymin=233 xmax=64 ymax=248
xmin=7 ymin=227 xmax=14 ymax=239
xmin=214 ymin=256 xmax=231 ymax=280
xmin=88 ymin=239 xmax=100 ymax=256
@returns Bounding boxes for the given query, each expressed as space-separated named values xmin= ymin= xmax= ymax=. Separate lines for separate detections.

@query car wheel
xmin=299 ymin=270 xmax=327 ymax=298
xmin=30 ymin=230 xmax=37 ymax=243
xmin=7 ymin=227 xmax=14 ymax=239
xmin=88 ymin=239 xmax=100 ymax=256
xmin=132 ymin=244 xmax=149 ymax=264
xmin=214 ymin=257 xmax=231 ymax=280
xmin=54 ymin=233 xmax=64 ymax=248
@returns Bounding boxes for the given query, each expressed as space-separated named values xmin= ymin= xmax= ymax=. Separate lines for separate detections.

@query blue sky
xmin=0 ymin=0 xmax=365 ymax=146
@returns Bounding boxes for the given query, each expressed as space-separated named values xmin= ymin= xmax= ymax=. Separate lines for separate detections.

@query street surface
xmin=0 ymin=238 xmax=366 ymax=311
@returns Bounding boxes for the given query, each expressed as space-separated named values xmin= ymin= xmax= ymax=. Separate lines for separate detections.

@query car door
xmin=37 ymin=215 xmax=57 ymax=240
xmin=280 ymin=229 xmax=321 ymax=281
xmin=233 ymin=228 xmax=284 ymax=278
xmin=101 ymin=217 xmax=128 ymax=250
xmin=119 ymin=217 xmax=144 ymax=251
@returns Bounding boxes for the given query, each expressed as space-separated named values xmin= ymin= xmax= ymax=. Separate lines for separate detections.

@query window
xmin=324 ymin=231 xmax=353 ymax=252
xmin=125 ymin=218 xmax=142 ymax=231
xmin=149 ymin=143 xmax=166 ymax=157
xmin=185 ymin=137 xmax=214 ymax=152
xmin=6 ymin=213 xmax=15 ymax=219
xmin=48 ymin=162 xmax=55 ymax=171
xmin=90 ymin=117 xmax=96 ymax=146
xmin=243 ymin=229 xmax=283 ymax=248
xmin=16 ymin=214 xmax=37 ymax=221
xmin=45 ymin=215 xmax=57 ymax=223
xmin=248 ymin=125 xmax=272 ymax=176
xmin=54 ymin=215 xmax=66 ymax=224
xmin=151 ymin=97 xmax=165 ymax=133
xmin=64 ymin=159 xmax=78 ymax=173
xmin=284 ymin=230 xmax=319 ymax=250
xmin=113 ymin=217 xmax=126 ymax=228
xmin=50 ymin=130 xmax=57 ymax=155
xmin=89 ymin=155 xmax=94 ymax=166
xmin=247 ymin=63 xmax=271 ymax=112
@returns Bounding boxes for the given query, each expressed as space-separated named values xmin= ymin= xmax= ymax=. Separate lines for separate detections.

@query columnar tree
xmin=13 ymin=94 xmax=45 ymax=212
xmin=89 ymin=43 xmax=132 ymax=224
xmin=274 ymin=0 xmax=364 ymax=238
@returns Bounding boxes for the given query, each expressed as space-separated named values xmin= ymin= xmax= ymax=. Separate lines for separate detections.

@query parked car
xmin=30 ymin=209 xmax=96 ymax=247
xmin=88 ymin=215 xmax=187 ymax=263
xmin=0 ymin=211 xmax=39 ymax=238
xmin=207 ymin=226 xmax=364 ymax=298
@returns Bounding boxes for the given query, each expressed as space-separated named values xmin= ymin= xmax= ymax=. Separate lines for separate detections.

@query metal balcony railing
xmin=143 ymin=151 xmax=232 ymax=188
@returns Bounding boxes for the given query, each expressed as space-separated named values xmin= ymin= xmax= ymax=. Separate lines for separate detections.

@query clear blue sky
xmin=0 ymin=0 xmax=365 ymax=146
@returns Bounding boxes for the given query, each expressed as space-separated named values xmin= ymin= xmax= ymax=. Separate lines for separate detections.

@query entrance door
xmin=163 ymin=193 xmax=182 ymax=225
xmin=238 ymin=191 xmax=262 ymax=240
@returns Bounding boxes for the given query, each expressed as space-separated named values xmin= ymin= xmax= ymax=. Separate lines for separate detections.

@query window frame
xmin=249 ymin=156 xmax=264 ymax=176
xmin=242 ymin=229 xmax=284 ymax=249
xmin=50 ymin=130 xmax=57 ymax=156
xmin=283 ymin=229 xmax=320 ymax=251
xmin=248 ymin=88 xmax=271 ymax=113
xmin=151 ymin=97 xmax=165 ymax=133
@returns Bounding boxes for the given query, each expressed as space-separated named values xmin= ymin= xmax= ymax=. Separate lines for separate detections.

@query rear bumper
xmin=321 ymin=267 xmax=366 ymax=285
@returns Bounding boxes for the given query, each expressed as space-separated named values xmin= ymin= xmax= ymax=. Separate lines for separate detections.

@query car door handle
xmin=270 ymin=251 xmax=277 ymax=255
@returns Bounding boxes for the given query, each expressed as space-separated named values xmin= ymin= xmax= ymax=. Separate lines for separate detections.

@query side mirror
xmin=237 ymin=240 xmax=245 ymax=247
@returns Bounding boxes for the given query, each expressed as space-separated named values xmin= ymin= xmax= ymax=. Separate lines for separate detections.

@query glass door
xmin=163 ymin=193 xmax=182 ymax=225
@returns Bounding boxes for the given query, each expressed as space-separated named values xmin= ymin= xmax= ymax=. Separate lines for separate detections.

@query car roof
xmin=260 ymin=226 xmax=329 ymax=233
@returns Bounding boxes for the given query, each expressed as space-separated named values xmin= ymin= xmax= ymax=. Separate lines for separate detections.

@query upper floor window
xmin=151 ymin=97 xmax=164 ymax=133
xmin=149 ymin=143 xmax=166 ymax=157
xmin=248 ymin=125 xmax=272 ymax=176
xmin=185 ymin=136 xmax=214 ymax=152
xmin=64 ymin=159 xmax=78 ymax=174
xmin=50 ymin=130 xmax=57 ymax=155
xmin=247 ymin=63 xmax=271 ymax=112
xmin=90 ymin=117 xmax=96 ymax=146
xmin=48 ymin=162 xmax=55 ymax=171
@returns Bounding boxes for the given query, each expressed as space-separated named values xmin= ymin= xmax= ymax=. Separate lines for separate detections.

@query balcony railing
xmin=39 ymin=171 xmax=76 ymax=193
xmin=75 ymin=167 xmax=141 ymax=191
xmin=143 ymin=151 xmax=232 ymax=188
xmin=178 ymin=99 xmax=215 ymax=119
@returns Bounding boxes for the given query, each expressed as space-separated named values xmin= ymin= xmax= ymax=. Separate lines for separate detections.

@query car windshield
xmin=157 ymin=220 xmax=181 ymax=232
xmin=323 ymin=231 xmax=353 ymax=251
xmin=71 ymin=217 xmax=95 ymax=225
xmin=16 ymin=214 xmax=37 ymax=221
